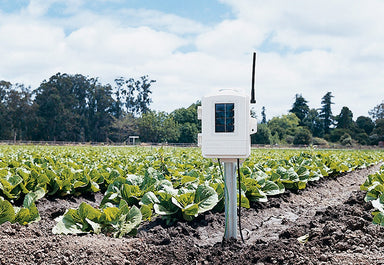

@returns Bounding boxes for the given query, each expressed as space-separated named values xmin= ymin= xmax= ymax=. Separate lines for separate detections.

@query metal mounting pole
xmin=224 ymin=161 xmax=237 ymax=239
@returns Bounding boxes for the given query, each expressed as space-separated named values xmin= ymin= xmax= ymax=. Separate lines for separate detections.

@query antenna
xmin=250 ymin=52 xmax=256 ymax=104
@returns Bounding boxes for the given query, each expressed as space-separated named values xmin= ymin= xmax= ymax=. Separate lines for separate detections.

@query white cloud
xmin=212 ymin=0 xmax=384 ymax=118
xmin=22 ymin=0 xmax=56 ymax=17
xmin=195 ymin=19 xmax=265 ymax=57
xmin=1 ymin=0 xmax=384 ymax=120
xmin=0 ymin=9 xmax=187 ymax=88
xmin=118 ymin=9 xmax=207 ymax=35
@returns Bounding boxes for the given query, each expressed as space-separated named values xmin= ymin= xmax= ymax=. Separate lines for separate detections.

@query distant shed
xmin=128 ymin=136 xmax=139 ymax=145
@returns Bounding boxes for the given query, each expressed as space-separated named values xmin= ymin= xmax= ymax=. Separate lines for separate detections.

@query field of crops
xmin=1 ymin=145 xmax=384 ymax=240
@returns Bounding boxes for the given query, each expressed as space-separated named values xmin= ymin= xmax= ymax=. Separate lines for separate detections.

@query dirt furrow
xmin=1 ymin=163 xmax=384 ymax=265
xmin=239 ymin=163 xmax=384 ymax=245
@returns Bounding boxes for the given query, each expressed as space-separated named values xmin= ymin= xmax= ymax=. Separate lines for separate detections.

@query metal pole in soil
xmin=224 ymin=161 xmax=237 ymax=239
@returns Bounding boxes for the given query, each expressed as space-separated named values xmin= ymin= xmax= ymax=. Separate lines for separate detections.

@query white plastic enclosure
xmin=198 ymin=88 xmax=257 ymax=159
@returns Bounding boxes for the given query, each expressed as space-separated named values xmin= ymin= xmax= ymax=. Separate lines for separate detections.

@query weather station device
xmin=198 ymin=52 xmax=258 ymax=240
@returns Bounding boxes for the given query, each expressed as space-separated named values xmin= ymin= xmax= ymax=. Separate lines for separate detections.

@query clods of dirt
xmin=1 ymin=164 xmax=384 ymax=265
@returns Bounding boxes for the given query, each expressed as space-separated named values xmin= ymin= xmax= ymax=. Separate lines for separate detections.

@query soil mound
xmin=1 ymin=164 xmax=383 ymax=265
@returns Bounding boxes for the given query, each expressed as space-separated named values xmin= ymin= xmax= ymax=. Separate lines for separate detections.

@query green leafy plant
xmin=1 ymin=145 xmax=383 ymax=237
xmin=53 ymin=201 xmax=142 ymax=238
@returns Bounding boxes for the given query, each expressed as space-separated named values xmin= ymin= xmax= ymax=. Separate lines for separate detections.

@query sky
xmin=1 ymin=0 xmax=384 ymax=121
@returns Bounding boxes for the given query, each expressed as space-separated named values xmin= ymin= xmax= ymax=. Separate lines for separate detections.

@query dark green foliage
xmin=336 ymin=106 xmax=354 ymax=130
xmin=340 ymin=133 xmax=353 ymax=146
xmin=329 ymin=128 xmax=350 ymax=143
xmin=171 ymin=102 xmax=201 ymax=143
xmin=261 ymin=106 xmax=267 ymax=124
xmin=370 ymin=119 xmax=384 ymax=145
xmin=355 ymin=132 xmax=370 ymax=145
xmin=0 ymin=74 xmax=156 ymax=143
xmin=0 ymin=74 xmax=382 ymax=146
xmin=369 ymin=101 xmax=384 ymax=121
xmin=289 ymin=94 xmax=309 ymax=126
xmin=268 ymin=114 xmax=300 ymax=142
xmin=137 ymin=111 xmax=180 ymax=143
xmin=114 ymin=76 xmax=155 ymax=116
xmin=5 ymin=84 xmax=34 ymax=141
xmin=303 ymin=108 xmax=324 ymax=138
xmin=293 ymin=127 xmax=312 ymax=145
xmin=319 ymin=92 xmax=334 ymax=134
xmin=356 ymin=116 xmax=374 ymax=135
xmin=373 ymin=119 xmax=384 ymax=137
xmin=0 ymin=82 xmax=11 ymax=139
xmin=33 ymin=73 xmax=115 ymax=142
xmin=252 ymin=123 xmax=271 ymax=144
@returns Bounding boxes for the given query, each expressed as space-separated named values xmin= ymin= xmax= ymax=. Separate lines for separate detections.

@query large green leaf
xmin=140 ymin=204 xmax=153 ymax=221
xmin=23 ymin=187 xmax=46 ymax=208
xmin=238 ymin=194 xmax=250 ymax=208
xmin=114 ymin=205 xmax=142 ymax=238
xmin=262 ymin=180 xmax=284 ymax=196
xmin=52 ymin=202 xmax=102 ymax=235
xmin=182 ymin=203 xmax=199 ymax=221
xmin=14 ymin=204 xmax=40 ymax=225
xmin=101 ymin=207 xmax=120 ymax=223
xmin=373 ymin=211 xmax=384 ymax=226
xmin=153 ymin=192 xmax=179 ymax=215
xmin=0 ymin=174 xmax=23 ymax=199
xmin=195 ymin=184 xmax=218 ymax=214
xmin=245 ymin=178 xmax=267 ymax=202
xmin=120 ymin=184 xmax=142 ymax=205
xmin=0 ymin=199 xmax=15 ymax=225
xmin=78 ymin=202 xmax=102 ymax=222
xmin=52 ymin=212 xmax=84 ymax=235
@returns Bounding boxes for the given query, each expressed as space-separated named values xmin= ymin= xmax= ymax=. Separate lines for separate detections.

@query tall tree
xmin=356 ymin=116 xmax=374 ymax=135
xmin=137 ymin=111 xmax=179 ymax=143
xmin=87 ymin=84 xmax=115 ymax=142
xmin=34 ymin=73 xmax=82 ymax=141
xmin=252 ymin=123 xmax=271 ymax=144
xmin=268 ymin=113 xmax=300 ymax=142
xmin=289 ymin=94 xmax=309 ymax=125
xmin=5 ymin=84 xmax=33 ymax=141
xmin=136 ymin=75 xmax=155 ymax=115
xmin=261 ymin=106 xmax=267 ymax=124
xmin=370 ymin=119 xmax=384 ymax=145
xmin=302 ymin=108 xmax=324 ymax=137
xmin=34 ymin=85 xmax=65 ymax=141
xmin=319 ymin=92 xmax=334 ymax=134
xmin=336 ymin=106 xmax=354 ymax=130
xmin=369 ymin=101 xmax=384 ymax=121
xmin=172 ymin=102 xmax=200 ymax=143
xmin=114 ymin=76 xmax=155 ymax=116
xmin=0 ymin=81 xmax=12 ymax=138
xmin=109 ymin=114 xmax=138 ymax=143
xmin=34 ymin=73 xmax=114 ymax=142
xmin=113 ymin=77 xmax=125 ymax=119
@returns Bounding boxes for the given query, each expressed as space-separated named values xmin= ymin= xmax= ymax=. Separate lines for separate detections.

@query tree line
xmin=0 ymin=73 xmax=383 ymax=146
xmin=254 ymin=92 xmax=384 ymax=146
xmin=0 ymin=73 xmax=199 ymax=144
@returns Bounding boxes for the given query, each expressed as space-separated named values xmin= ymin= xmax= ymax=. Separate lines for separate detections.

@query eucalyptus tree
xmin=369 ymin=101 xmax=384 ymax=121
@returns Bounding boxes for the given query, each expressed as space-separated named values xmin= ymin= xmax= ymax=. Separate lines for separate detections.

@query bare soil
xmin=1 ymin=164 xmax=384 ymax=265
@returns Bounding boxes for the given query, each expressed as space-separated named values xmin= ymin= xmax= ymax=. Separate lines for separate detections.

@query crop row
xmin=1 ymin=146 xmax=383 ymax=237
xmin=360 ymin=164 xmax=384 ymax=226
